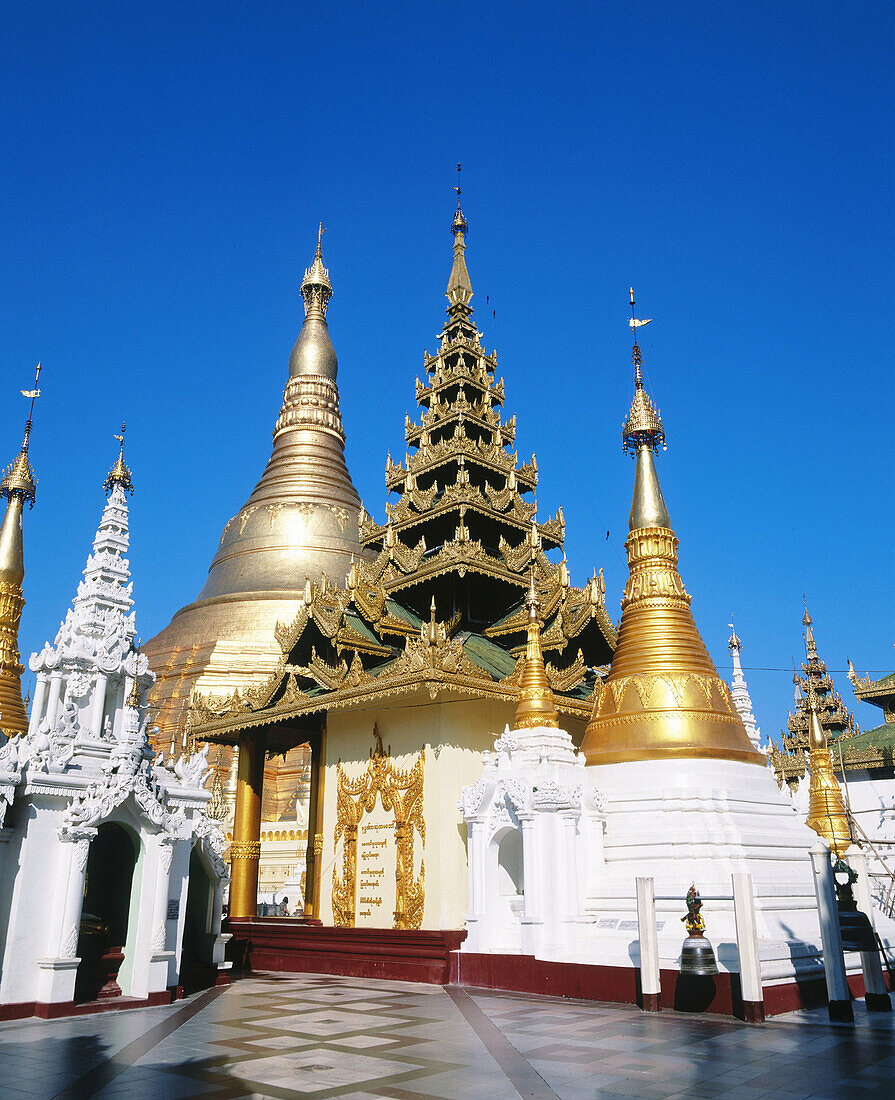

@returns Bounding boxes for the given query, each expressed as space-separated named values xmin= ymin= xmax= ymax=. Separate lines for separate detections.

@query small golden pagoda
xmin=0 ymin=365 xmax=40 ymax=740
xmin=512 ymin=570 xmax=559 ymax=731
xmin=804 ymin=684 xmax=851 ymax=856
xmin=582 ymin=298 xmax=763 ymax=766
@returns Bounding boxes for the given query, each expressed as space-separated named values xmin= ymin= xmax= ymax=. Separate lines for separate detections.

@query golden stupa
xmin=0 ymin=368 xmax=39 ymax=740
xmin=805 ymin=685 xmax=851 ymax=856
xmin=512 ymin=569 xmax=560 ymax=731
xmin=582 ymin=296 xmax=764 ymax=767
xmin=142 ymin=229 xmax=366 ymax=817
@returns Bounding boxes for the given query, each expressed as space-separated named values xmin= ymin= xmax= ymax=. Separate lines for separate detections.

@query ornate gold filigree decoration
xmin=332 ymin=725 xmax=425 ymax=929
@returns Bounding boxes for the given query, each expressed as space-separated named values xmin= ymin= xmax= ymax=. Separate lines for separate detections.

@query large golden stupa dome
xmin=142 ymin=229 xmax=365 ymax=811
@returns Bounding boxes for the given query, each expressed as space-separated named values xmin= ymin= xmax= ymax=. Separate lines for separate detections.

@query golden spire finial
xmin=582 ymin=307 xmax=763 ymax=767
xmin=623 ymin=290 xmax=664 ymax=456
xmin=802 ymin=598 xmax=818 ymax=659
xmin=104 ymin=421 xmax=134 ymax=496
xmin=0 ymin=363 xmax=41 ymax=738
xmin=446 ymin=170 xmax=472 ymax=308
xmin=728 ymin=617 xmax=742 ymax=652
xmin=1 ymin=362 xmax=41 ymax=507
xmin=452 ymin=162 xmax=466 ymax=221
xmin=512 ymin=566 xmax=559 ymax=730
xmin=300 ymin=222 xmax=333 ymax=318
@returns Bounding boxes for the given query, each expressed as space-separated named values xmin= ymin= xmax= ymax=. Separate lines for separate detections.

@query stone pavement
xmin=0 ymin=973 xmax=892 ymax=1099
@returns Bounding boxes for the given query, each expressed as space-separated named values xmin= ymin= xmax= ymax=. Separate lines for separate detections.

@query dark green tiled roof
xmin=462 ymin=632 xmax=518 ymax=678
xmin=837 ymin=722 xmax=895 ymax=753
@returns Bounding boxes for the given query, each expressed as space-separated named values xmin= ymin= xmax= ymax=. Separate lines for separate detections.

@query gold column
xmin=0 ymin=439 xmax=36 ymax=741
xmin=229 ymin=730 xmax=266 ymax=919
xmin=0 ymin=494 xmax=28 ymax=739
xmin=304 ymin=723 xmax=326 ymax=918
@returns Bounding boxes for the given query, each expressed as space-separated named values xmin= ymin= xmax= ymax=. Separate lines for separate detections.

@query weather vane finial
xmin=19 ymin=362 xmax=42 ymax=449
xmin=628 ymin=289 xmax=652 ymax=385
xmin=454 ymin=162 xmax=462 ymax=203
xmin=316 ymin=222 xmax=326 ymax=258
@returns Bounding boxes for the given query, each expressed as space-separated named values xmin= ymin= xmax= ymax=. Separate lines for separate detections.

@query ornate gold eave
xmin=366 ymin=495 xmax=561 ymax=548
xmin=385 ymin=444 xmax=538 ymax=493
xmin=189 ymin=665 xmax=598 ymax=744
xmin=851 ymin=681 xmax=895 ymax=704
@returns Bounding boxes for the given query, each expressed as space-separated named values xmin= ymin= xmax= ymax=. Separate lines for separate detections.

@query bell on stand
xmin=833 ymin=859 xmax=879 ymax=953
xmin=680 ymin=884 xmax=719 ymax=976
xmin=674 ymin=884 xmax=719 ymax=1012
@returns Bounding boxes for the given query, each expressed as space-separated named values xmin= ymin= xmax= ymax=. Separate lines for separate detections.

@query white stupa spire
xmin=27 ymin=434 xmax=153 ymax=745
xmin=728 ymin=620 xmax=763 ymax=752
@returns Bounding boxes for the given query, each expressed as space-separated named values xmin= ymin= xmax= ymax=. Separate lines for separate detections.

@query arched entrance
xmin=179 ymin=849 xmax=216 ymax=993
xmin=74 ymin=823 xmax=138 ymax=1003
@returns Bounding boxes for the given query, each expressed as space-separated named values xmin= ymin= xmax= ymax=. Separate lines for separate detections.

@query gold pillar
xmin=304 ymin=723 xmax=326 ymax=918
xmin=0 ymin=479 xmax=30 ymax=740
xmin=229 ymin=730 xmax=266 ymax=919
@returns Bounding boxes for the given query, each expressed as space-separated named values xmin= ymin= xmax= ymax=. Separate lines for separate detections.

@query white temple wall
xmin=322 ymin=694 xmax=518 ymax=930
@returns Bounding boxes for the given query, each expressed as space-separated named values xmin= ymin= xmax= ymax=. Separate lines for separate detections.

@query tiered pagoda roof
xmin=844 ymin=657 xmax=895 ymax=767
xmin=769 ymin=605 xmax=862 ymax=786
xmin=188 ymin=201 xmax=616 ymax=744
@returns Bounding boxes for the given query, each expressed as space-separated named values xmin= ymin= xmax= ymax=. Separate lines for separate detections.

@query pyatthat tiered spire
xmin=0 ymin=364 xmax=41 ymax=739
xmin=28 ymin=430 xmax=153 ymax=742
xmin=582 ymin=296 xmax=763 ymax=766
xmin=775 ymin=603 xmax=858 ymax=773
xmin=728 ymin=620 xmax=763 ymax=751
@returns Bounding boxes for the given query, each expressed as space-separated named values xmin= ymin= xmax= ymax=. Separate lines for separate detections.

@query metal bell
xmin=680 ymin=934 xmax=719 ymax=977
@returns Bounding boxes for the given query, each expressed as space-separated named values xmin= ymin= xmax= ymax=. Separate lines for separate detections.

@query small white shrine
xmin=0 ymin=441 xmax=229 ymax=1015
xmin=461 ymin=722 xmax=603 ymax=956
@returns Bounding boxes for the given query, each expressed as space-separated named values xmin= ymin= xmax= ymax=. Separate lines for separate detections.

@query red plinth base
xmin=225 ymin=919 xmax=466 ymax=984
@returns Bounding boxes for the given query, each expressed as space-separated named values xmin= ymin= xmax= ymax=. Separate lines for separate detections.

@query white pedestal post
xmin=846 ymin=847 xmax=892 ymax=1013
xmin=635 ymin=876 xmax=661 ymax=1011
xmin=88 ymin=673 xmax=108 ymax=738
xmin=810 ymin=841 xmax=854 ymax=1022
xmin=27 ymin=674 xmax=48 ymax=736
xmin=147 ymin=840 xmax=176 ymax=996
xmin=37 ymin=836 xmax=91 ymax=1006
xmin=731 ymin=872 xmax=764 ymax=1023
xmin=519 ymin=815 xmax=540 ymax=954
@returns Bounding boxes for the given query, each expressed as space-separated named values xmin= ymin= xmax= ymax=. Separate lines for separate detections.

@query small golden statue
xmin=682 ymin=883 xmax=706 ymax=937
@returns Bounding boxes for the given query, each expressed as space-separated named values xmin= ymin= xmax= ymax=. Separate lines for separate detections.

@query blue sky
xmin=1 ymin=2 xmax=893 ymax=742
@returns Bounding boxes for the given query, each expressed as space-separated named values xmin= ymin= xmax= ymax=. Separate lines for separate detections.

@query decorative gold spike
xmin=512 ymin=567 xmax=559 ymax=730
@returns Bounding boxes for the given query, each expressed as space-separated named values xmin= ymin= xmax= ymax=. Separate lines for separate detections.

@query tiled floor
xmin=0 ymin=975 xmax=892 ymax=1099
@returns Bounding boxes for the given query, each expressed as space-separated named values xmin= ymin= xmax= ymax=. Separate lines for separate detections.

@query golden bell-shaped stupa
xmin=582 ymin=299 xmax=763 ymax=767
xmin=142 ymin=228 xmax=367 ymax=784
xmin=512 ymin=570 xmax=559 ymax=730
xmin=805 ymin=686 xmax=851 ymax=856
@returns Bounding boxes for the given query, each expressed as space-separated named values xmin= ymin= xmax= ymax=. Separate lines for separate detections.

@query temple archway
xmin=179 ymin=848 xmax=221 ymax=992
xmin=74 ymin=823 xmax=138 ymax=1003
